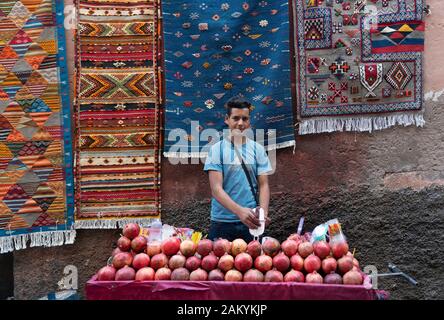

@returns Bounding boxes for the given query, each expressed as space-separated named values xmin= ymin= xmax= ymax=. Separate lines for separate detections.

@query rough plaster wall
xmin=11 ymin=0 xmax=444 ymax=300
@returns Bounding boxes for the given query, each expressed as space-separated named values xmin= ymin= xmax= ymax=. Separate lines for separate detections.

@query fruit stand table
xmin=85 ymin=275 xmax=388 ymax=300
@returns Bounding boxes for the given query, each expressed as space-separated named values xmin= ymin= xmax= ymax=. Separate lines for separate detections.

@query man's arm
xmin=258 ymin=174 xmax=270 ymax=226
xmin=208 ymin=170 xmax=260 ymax=229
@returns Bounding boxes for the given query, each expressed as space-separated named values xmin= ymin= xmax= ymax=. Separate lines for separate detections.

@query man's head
xmin=224 ymin=97 xmax=252 ymax=134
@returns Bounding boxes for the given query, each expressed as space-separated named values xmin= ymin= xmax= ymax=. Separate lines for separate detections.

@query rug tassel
xmin=0 ymin=234 xmax=29 ymax=254
xmin=29 ymin=230 xmax=77 ymax=248
xmin=75 ymin=218 xmax=157 ymax=229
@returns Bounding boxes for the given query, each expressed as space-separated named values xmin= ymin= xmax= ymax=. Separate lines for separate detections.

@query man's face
xmin=224 ymin=107 xmax=251 ymax=135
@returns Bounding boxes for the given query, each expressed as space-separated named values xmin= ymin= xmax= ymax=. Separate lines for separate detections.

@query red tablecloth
xmin=86 ymin=275 xmax=388 ymax=300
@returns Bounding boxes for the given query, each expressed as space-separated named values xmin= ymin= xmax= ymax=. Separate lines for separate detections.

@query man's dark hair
xmin=224 ymin=96 xmax=252 ymax=116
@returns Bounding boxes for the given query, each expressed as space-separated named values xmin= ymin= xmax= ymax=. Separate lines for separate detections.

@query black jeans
xmin=208 ymin=220 xmax=253 ymax=242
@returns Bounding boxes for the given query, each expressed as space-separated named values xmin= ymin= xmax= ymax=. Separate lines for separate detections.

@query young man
xmin=204 ymin=97 xmax=272 ymax=241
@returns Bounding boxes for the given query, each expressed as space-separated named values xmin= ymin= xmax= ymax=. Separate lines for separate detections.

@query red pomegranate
xmin=97 ymin=266 xmax=116 ymax=281
xmin=218 ymin=254 xmax=234 ymax=272
xmin=305 ymin=271 xmax=323 ymax=284
xmin=234 ymin=253 xmax=253 ymax=272
xmin=224 ymin=270 xmax=243 ymax=282
xmin=231 ymin=238 xmax=248 ymax=256
xmin=246 ymin=240 xmax=262 ymax=259
xmin=343 ymin=270 xmax=363 ymax=285
xmin=201 ymin=254 xmax=218 ymax=272
xmin=180 ymin=239 xmax=197 ymax=257
xmin=272 ymin=253 xmax=290 ymax=272
xmin=287 ymin=233 xmax=303 ymax=242
xmin=284 ymin=270 xmax=305 ymax=283
xmin=190 ymin=268 xmax=208 ymax=281
xmin=313 ymin=241 xmax=330 ymax=259
xmin=303 ymin=254 xmax=321 ymax=273
xmin=208 ymin=269 xmax=225 ymax=281
xmin=123 ymin=223 xmax=140 ymax=240
xmin=132 ymin=253 xmax=150 ymax=270
xmin=213 ymin=239 xmax=231 ymax=257
xmin=196 ymin=239 xmax=213 ymax=257
xmin=322 ymin=257 xmax=338 ymax=274
xmin=331 ymin=241 xmax=349 ymax=259
xmin=243 ymin=269 xmax=264 ymax=282
xmin=115 ymin=266 xmax=136 ymax=281
xmin=112 ymin=247 xmax=123 ymax=257
xmin=254 ymin=255 xmax=273 ymax=273
xmin=112 ymin=252 xmax=133 ymax=269
xmin=117 ymin=236 xmax=131 ymax=252
xmin=146 ymin=241 xmax=162 ymax=257
xmin=262 ymin=237 xmax=280 ymax=257
xmin=297 ymin=241 xmax=313 ymax=258
xmin=337 ymin=256 xmax=354 ymax=274
xmin=264 ymin=270 xmax=284 ymax=282
xmin=324 ymin=272 xmax=343 ymax=284
xmin=281 ymin=239 xmax=299 ymax=257
xmin=290 ymin=254 xmax=304 ymax=271
xmin=171 ymin=267 xmax=190 ymax=281
xmin=168 ymin=254 xmax=186 ymax=270
xmin=150 ymin=253 xmax=169 ymax=270
xmin=135 ymin=267 xmax=155 ymax=281
xmin=185 ymin=256 xmax=201 ymax=271
xmin=161 ymin=237 xmax=181 ymax=256
xmin=131 ymin=236 xmax=148 ymax=253
xmin=154 ymin=267 xmax=171 ymax=280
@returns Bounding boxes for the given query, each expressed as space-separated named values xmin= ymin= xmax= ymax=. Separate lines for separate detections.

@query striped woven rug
xmin=74 ymin=0 xmax=162 ymax=228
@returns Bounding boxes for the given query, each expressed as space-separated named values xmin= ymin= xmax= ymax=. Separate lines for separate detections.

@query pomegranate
xmin=190 ymin=268 xmax=208 ymax=281
xmin=234 ymin=253 xmax=253 ymax=272
xmin=313 ymin=241 xmax=330 ymax=259
xmin=305 ymin=271 xmax=323 ymax=284
xmin=297 ymin=241 xmax=313 ymax=258
xmin=331 ymin=241 xmax=349 ymax=259
xmin=117 ymin=236 xmax=131 ymax=252
xmin=97 ymin=266 xmax=116 ymax=281
xmin=343 ymin=270 xmax=363 ymax=285
xmin=290 ymin=254 xmax=304 ymax=271
xmin=287 ymin=233 xmax=303 ymax=242
xmin=337 ymin=256 xmax=354 ymax=274
xmin=115 ymin=266 xmax=136 ymax=281
xmin=218 ymin=254 xmax=234 ymax=272
xmin=254 ymin=255 xmax=273 ymax=273
xmin=231 ymin=238 xmax=248 ymax=256
xmin=196 ymin=239 xmax=213 ymax=257
xmin=281 ymin=239 xmax=299 ymax=257
xmin=161 ymin=237 xmax=181 ymax=256
xmin=243 ymin=269 xmax=264 ymax=282
xmin=185 ymin=256 xmax=201 ymax=271
xmin=324 ymin=272 xmax=343 ymax=284
xmin=132 ymin=253 xmax=150 ymax=270
xmin=122 ymin=223 xmax=140 ymax=240
xmin=284 ymin=270 xmax=305 ymax=283
xmin=150 ymin=253 xmax=169 ymax=270
xmin=303 ymin=254 xmax=321 ymax=273
xmin=135 ymin=267 xmax=155 ymax=281
xmin=262 ymin=237 xmax=280 ymax=257
xmin=224 ymin=270 xmax=243 ymax=282
xmin=180 ymin=239 xmax=197 ymax=257
xmin=213 ymin=239 xmax=231 ymax=257
xmin=201 ymin=254 xmax=218 ymax=272
xmin=112 ymin=252 xmax=133 ymax=269
xmin=154 ymin=267 xmax=172 ymax=280
xmin=264 ymin=270 xmax=284 ymax=282
xmin=322 ymin=257 xmax=338 ymax=274
xmin=168 ymin=254 xmax=186 ymax=270
xmin=353 ymin=258 xmax=360 ymax=269
xmin=146 ymin=241 xmax=162 ymax=257
xmin=208 ymin=269 xmax=225 ymax=281
xmin=112 ymin=247 xmax=123 ymax=257
xmin=171 ymin=267 xmax=190 ymax=281
xmin=246 ymin=240 xmax=262 ymax=259
xmin=272 ymin=253 xmax=290 ymax=272
xmin=131 ymin=236 xmax=148 ymax=253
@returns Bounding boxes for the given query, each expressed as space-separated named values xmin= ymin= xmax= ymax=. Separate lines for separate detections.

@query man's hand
xmin=238 ymin=207 xmax=261 ymax=229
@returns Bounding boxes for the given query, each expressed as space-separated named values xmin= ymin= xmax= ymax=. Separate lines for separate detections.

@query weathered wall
xmin=11 ymin=0 xmax=444 ymax=300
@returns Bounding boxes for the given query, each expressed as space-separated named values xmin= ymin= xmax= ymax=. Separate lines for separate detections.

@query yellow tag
xmin=139 ymin=227 xmax=150 ymax=238
xmin=191 ymin=232 xmax=202 ymax=244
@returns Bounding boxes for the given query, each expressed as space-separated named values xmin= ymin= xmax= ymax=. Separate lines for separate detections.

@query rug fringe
xmin=298 ymin=113 xmax=425 ymax=135
xmin=74 ymin=218 xmax=157 ymax=229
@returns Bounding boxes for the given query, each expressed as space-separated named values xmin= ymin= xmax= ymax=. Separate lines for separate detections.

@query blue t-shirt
xmin=204 ymin=138 xmax=272 ymax=222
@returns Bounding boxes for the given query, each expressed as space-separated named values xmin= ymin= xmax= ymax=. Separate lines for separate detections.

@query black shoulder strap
xmin=231 ymin=140 xmax=259 ymax=205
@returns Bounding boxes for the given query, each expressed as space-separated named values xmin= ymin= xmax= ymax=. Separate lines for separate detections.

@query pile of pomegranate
xmin=96 ymin=223 xmax=364 ymax=285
